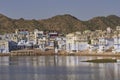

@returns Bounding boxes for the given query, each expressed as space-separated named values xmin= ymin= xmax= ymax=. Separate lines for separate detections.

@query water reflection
xmin=0 ymin=56 xmax=120 ymax=80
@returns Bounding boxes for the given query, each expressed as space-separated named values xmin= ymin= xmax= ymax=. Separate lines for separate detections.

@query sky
xmin=0 ymin=0 xmax=120 ymax=20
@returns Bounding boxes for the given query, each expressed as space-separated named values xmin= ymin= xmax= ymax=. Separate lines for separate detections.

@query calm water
xmin=0 ymin=56 xmax=120 ymax=80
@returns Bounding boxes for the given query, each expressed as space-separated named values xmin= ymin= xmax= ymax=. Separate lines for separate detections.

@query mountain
xmin=84 ymin=15 xmax=120 ymax=30
xmin=39 ymin=14 xmax=86 ymax=33
xmin=0 ymin=14 xmax=15 ymax=34
xmin=0 ymin=13 xmax=120 ymax=34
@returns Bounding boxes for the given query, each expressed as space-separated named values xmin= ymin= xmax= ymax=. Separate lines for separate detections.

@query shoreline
xmin=0 ymin=49 xmax=120 ymax=57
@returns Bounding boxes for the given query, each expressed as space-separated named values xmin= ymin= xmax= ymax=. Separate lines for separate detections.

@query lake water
xmin=0 ymin=56 xmax=120 ymax=80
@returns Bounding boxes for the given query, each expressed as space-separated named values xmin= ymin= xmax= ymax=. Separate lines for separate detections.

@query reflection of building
xmin=66 ymin=56 xmax=79 ymax=66
xmin=0 ymin=56 xmax=9 ymax=65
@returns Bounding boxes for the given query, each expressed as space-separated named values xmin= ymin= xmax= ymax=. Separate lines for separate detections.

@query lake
xmin=0 ymin=56 xmax=120 ymax=80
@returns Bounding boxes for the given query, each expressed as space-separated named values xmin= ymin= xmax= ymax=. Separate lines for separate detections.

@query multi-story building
xmin=112 ymin=26 xmax=120 ymax=53
xmin=66 ymin=32 xmax=89 ymax=53
xmin=0 ymin=40 xmax=9 ymax=53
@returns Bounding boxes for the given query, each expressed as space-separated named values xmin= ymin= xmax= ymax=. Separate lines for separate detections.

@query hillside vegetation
xmin=0 ymin=13 xmax=120 ymax=34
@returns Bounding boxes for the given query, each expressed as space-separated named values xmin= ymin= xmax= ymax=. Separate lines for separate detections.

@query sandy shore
xmin=0 ymin=49 xmax=120 ymax=57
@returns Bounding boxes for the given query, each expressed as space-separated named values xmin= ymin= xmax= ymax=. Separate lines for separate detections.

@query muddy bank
xmin=0 ymin=49 xmax=120 ymax=57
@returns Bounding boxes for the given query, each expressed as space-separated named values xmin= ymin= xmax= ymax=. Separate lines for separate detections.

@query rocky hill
xmin=0 ymin=13 xmax=120 ymax=34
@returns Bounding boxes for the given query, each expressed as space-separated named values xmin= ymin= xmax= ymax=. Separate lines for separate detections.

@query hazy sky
xmin=0 ymin=0 xmax=120 ymax=20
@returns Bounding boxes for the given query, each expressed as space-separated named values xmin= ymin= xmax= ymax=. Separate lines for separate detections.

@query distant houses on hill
xmin=0 ymin=26 xmax=120 ymax=54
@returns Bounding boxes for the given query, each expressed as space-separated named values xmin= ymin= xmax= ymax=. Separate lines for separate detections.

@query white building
xmin=66 ymin=32 xmax=89 ymax=53
xmin=113 ymin=35 xmax=120 ymax=53
xmin=34 ymin=29 xmax=44 ymax=45
xmin=97 ymin=37 xmax=107 ymax=53
xmin=116 ymin=26 xmax=120 ymax=31
xmin=56 ymin=37 xmax=66 ymax=50
xmin=97 ymin=37 xmax=114 ymax=53
xmin=0 ymin=40 xmax=9 ymax=53
xmin=112 ymin=26 xmax=120 ymax=53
